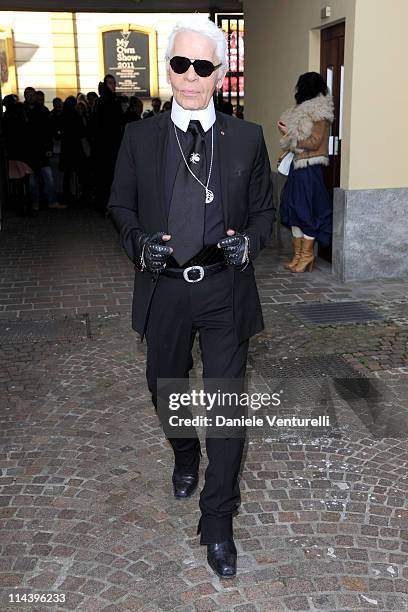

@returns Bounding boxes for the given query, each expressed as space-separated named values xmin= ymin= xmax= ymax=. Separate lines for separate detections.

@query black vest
xmin=164 ymin=120 xmax=225 ymax=247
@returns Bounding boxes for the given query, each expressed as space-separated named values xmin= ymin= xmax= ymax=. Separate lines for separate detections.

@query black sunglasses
xmin=170 ymin=56 xmax=222 ymax=78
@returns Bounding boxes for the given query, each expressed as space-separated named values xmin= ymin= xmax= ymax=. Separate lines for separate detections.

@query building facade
xmin=0 ymin=11 xmax=208 ymax=107
xmin=244 ymin=0 xmax=408 ymax=280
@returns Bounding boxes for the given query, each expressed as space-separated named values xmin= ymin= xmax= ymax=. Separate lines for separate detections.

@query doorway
xmin=319 ymin=21 xmax=345 ymax=262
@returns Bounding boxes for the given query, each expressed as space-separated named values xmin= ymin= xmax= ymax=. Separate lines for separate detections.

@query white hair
xmin=165 ymin=15 xmax=228 ymax=79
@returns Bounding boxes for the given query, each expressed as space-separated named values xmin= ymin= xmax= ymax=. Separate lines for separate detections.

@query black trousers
xmin=145 ymin=268 xmax=248 ymax=544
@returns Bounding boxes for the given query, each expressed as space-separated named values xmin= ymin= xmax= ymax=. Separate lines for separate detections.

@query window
xmin=215 ymin=14 xmax=244 ymax=107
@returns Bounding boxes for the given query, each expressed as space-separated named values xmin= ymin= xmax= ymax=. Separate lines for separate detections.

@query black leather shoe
xmin=207 ymin=539 xmax=237 ymax=578
xmin=172 ymin=473 xmax=198 ymax=499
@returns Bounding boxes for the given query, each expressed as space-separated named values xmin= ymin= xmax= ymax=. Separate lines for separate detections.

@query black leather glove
xmin=218 ymin=232 xmax=250 ymax=268
xmin=138 ymin=231 xmax=173 ymax=273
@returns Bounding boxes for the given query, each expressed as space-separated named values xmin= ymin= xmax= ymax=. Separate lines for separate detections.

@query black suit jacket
xmin=107 ymin=111 xmax=275 ymax=342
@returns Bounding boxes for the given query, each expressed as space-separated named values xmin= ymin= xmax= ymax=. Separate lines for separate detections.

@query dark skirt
xmin=280 ymin=162 xmax=333 ymax=246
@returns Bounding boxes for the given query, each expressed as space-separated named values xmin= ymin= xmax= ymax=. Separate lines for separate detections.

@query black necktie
xmin=168 ymin=120 xmax=207 ymax=266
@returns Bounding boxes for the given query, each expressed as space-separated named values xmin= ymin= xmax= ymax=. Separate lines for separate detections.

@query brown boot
xmin=283 ymin=236 xmax=302 ymax=270
xmin=291 ymin=238 xmax=315 ymax=273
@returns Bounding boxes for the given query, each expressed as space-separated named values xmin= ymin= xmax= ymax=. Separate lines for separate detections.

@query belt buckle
xmin=183 ymin=265 xmax=205 ymax=283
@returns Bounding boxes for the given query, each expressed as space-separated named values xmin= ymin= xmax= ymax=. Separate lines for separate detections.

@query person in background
xmin=93 ymin=74 xmax=123 ymax=213
xmin=49 ymin=97 xmax=63 ymax=141
xmin=86 ymin=91 xmax=99 ymax=136
xmin=142 ymin=96 xmax=162 ymax=118
xmin=86 ymin=91 xmax=99 ymax=154
xmin=59 ymin=96 xmax=88 ymax=205
xmin=23 ymin=86 xmax=65 ymax=210
xmin=124 ymin=96 xmax=143 ymax=123
xmin=161 ymin=100 xmax=172 ymax=112
xmin=76 ymin=93 xmax=88 ymax=108
xmin=49 ymin=97 xmax=64 ymax=201
xmin=3 ymin=100 xmax=34 ymax=216
xmin=51 ymin=97 xmax=63 ymax=115
xmin=118 ymin=95 xmax=129 ymax=114
xmin=4 ymin=100 xmax=31 ymax=165
xmin=76 ymin=100 xmax=89 ymax=129
xmin=76 ymin=99 xmax=91 ymax=163
xmin=35 ymin=90 xmax=48 ymax=111
xmin=235 ymin=104 xmax=244 ymax=119
xmin=2 ymin=93 xmax=18 ymax=109
xmin=221 ymin=100 xmax=233 ymax=116
xmin=86 ymin=91 xmax=98 ymax=111
xmin=85 ymin=91 xmax=99 ymax=203
xmin=76 ymin=94 xmax=91 ymax=128
xmin=278 ymin=71 xmax=334 ymax=273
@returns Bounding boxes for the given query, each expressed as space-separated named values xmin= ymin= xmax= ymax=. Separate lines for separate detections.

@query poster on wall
xmin=99 ymin=25 xmax=158 ymax=98
xmin=0 ymin=29 xmax=17 ymax=96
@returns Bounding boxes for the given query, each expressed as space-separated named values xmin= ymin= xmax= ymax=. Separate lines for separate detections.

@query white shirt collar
xmin=171 ymin=97 xmax=216 ymax=133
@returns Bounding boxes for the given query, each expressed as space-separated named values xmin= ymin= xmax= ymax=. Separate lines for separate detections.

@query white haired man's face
xmin=168 ymin=31 xmax=223 ymax=110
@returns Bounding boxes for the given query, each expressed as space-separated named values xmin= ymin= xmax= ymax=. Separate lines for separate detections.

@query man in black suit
xmin=108 ymin=16 xmax=274 ymax=578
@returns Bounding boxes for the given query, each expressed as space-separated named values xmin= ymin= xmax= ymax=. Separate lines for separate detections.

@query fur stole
xmin=279 ymin=94 xmax=334 ymax=150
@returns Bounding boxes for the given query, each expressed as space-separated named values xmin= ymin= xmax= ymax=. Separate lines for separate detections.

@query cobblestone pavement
xmin=0 ymin=209 xmax=407 ymax=611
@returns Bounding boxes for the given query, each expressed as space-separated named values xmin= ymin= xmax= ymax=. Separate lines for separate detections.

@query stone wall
xmin=333 ymin=188 xmax=408 ymax=280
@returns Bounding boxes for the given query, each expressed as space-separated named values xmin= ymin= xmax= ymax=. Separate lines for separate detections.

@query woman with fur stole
xmin=278 ymin=72 xmax=334 ymax=273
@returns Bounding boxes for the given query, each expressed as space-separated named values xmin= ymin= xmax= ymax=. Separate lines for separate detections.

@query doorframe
xmin=317 ymin=19 xmax=345 ymax=264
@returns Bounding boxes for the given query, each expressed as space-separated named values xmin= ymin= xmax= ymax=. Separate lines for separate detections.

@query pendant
xmin=205 ymin=189 xmax=214 ymax=204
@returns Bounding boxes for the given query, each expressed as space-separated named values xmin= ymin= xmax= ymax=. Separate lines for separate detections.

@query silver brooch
xmin=190 ymin=153 xmax=200 ymax=164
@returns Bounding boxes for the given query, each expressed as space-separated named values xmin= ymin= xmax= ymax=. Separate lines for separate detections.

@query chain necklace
xmin=173 ymin=123 xmax=214 ymax=204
